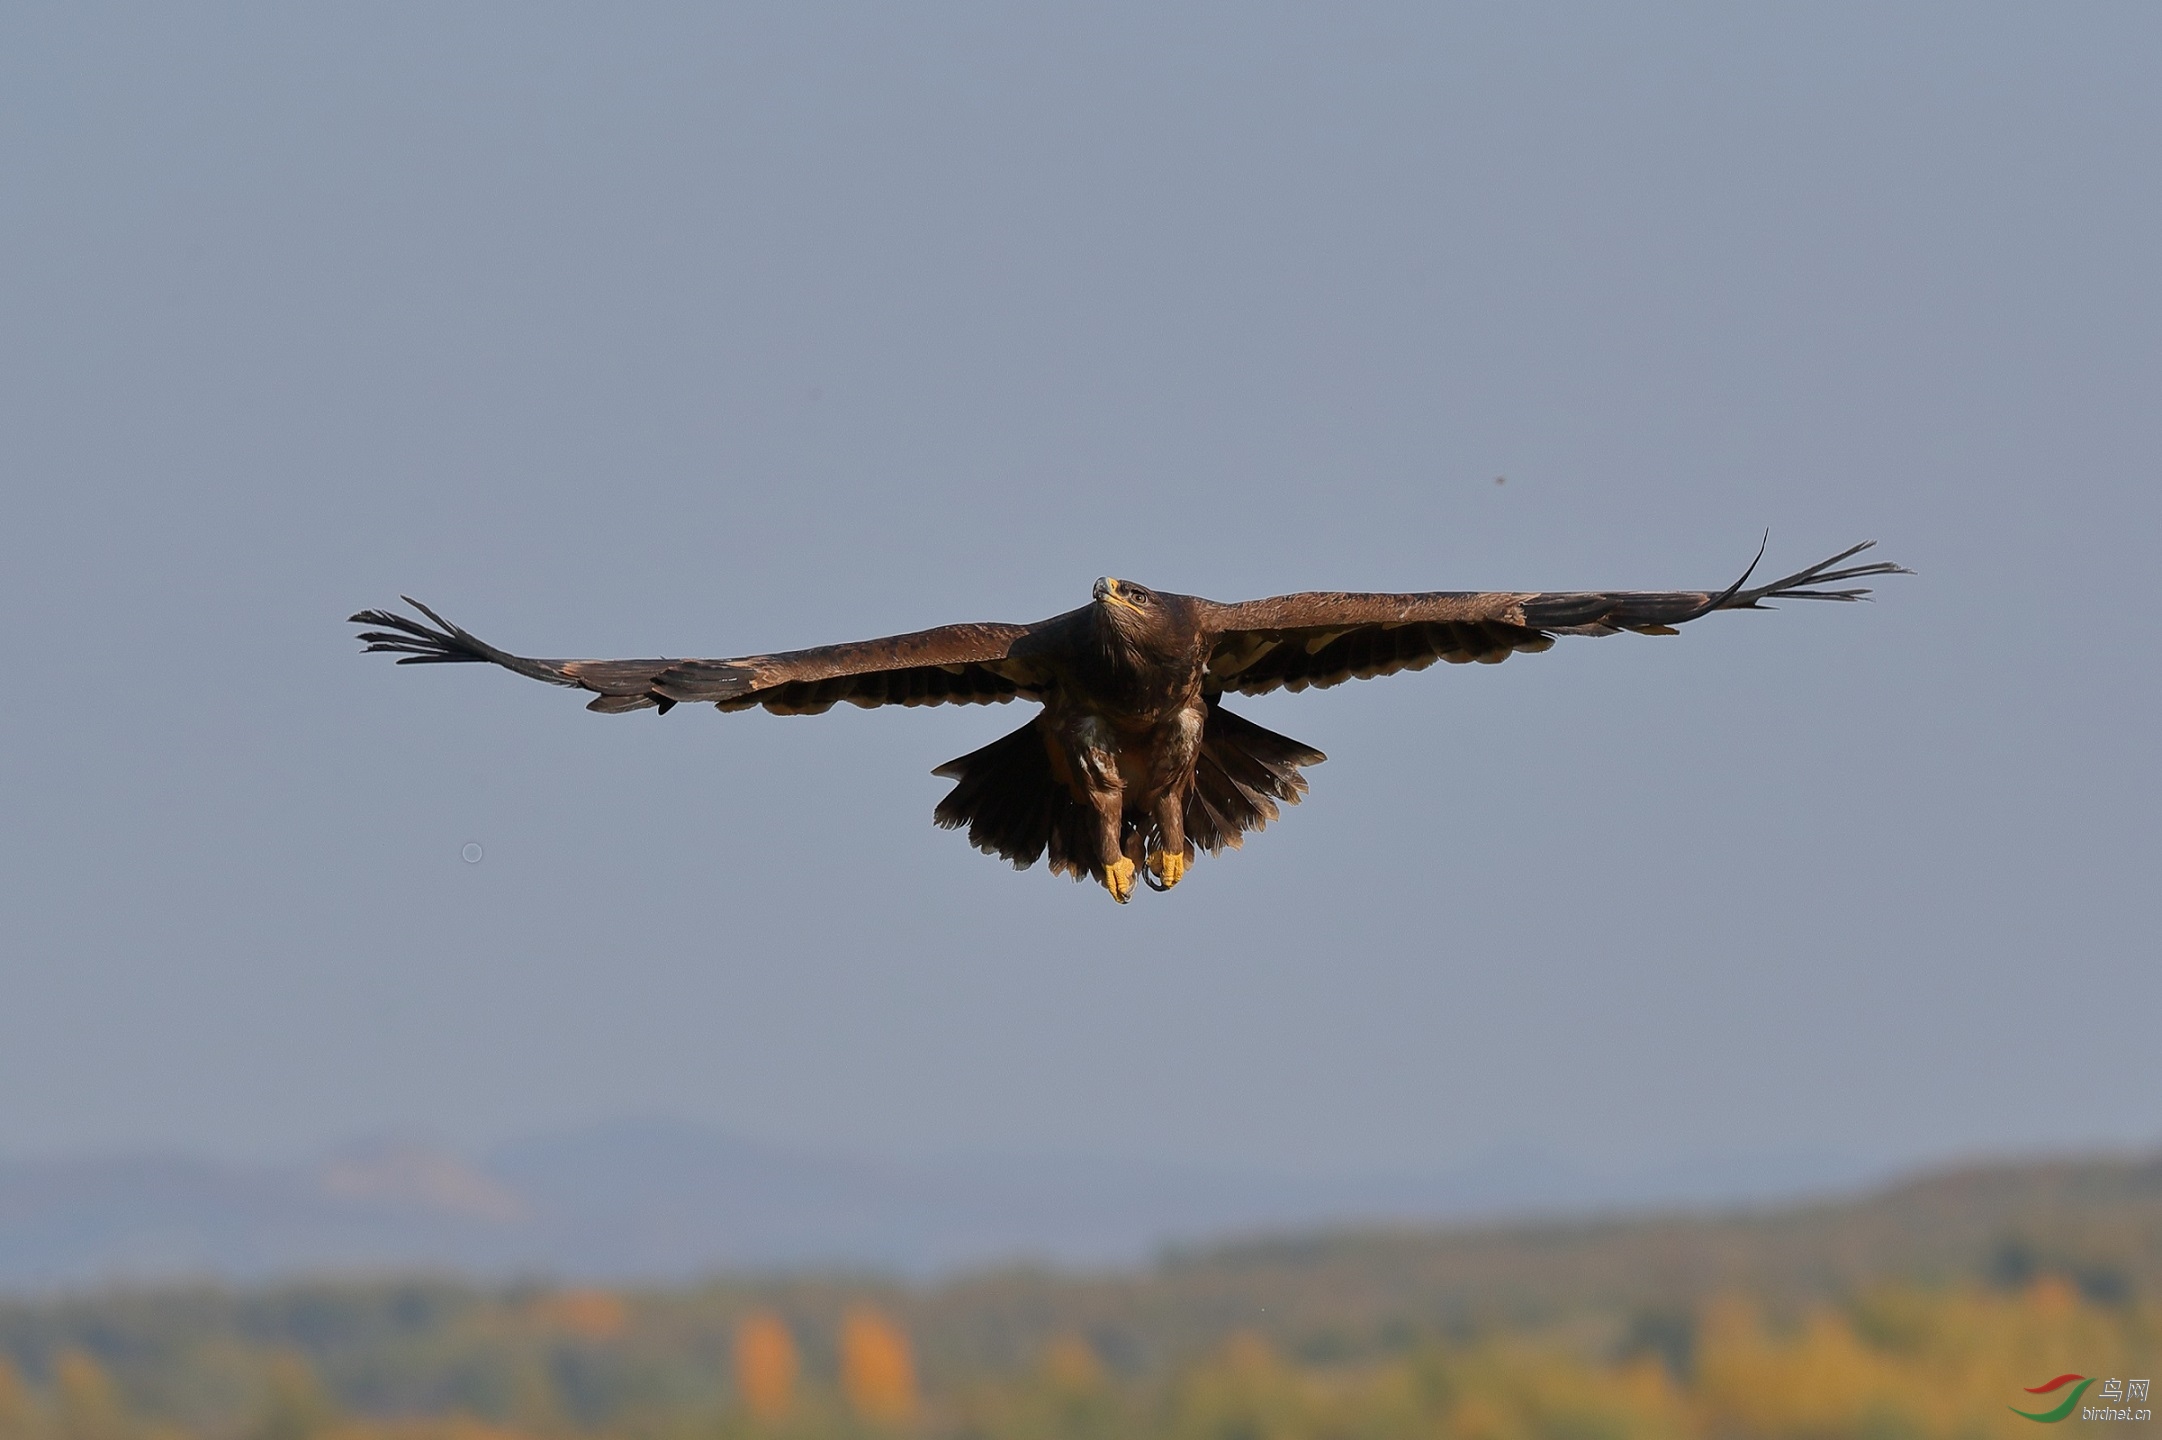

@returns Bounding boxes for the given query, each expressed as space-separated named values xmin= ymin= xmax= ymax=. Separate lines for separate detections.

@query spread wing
xmin=1201 ymin=541 xmax=1908 ymax=697
xmin=350 ymin=600 xmax=1045 ymax=715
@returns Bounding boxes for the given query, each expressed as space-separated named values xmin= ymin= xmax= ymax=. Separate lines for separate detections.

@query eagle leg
xmin=1048 ymin=713 xmax=1133 ymax=903
xmin=1102 ymin=856 xmax=1137 ymax=904
xmin=1143 ymin=780 xmax=1193 ymax=890
xmin=1146 ymin=848 xmax=1187 ymax=890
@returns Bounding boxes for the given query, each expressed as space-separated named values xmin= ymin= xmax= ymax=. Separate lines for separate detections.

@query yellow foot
xmin=1102 ymin=856 xmax=1136 ymax=904
xmin=1147 ymin=848 xmax=1187 ymax=889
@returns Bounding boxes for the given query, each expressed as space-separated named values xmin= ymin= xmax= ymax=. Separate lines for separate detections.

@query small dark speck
xmin=1494 ymin=475 xmax=1507 ymax=486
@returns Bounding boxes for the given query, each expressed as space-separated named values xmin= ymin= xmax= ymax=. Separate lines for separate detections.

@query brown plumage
xmin=352 ymin=540 xmax=1906 ymax=902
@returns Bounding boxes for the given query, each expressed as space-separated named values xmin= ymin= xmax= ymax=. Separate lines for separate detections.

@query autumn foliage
xmin=0 ymin=1269 xmax=2155 ymax=1440
xmin=525 ymin=1291 xmax=628 ymax=1343
xmin=840 ymin=1305 xmax=918 ymax=1426
xmin=732 ymin=1310 xmax=799 ymax=1423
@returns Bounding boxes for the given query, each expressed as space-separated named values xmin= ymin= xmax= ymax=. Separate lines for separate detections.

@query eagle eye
xmin=1128 ymin=587 xmax=1152 ymax=606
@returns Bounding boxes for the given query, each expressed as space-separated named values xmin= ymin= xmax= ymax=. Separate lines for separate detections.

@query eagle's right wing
xmin=350 ymin=600 xmax=1046 ymax=714
xmin=1199 ymin=541 xmax=1907 ymax=696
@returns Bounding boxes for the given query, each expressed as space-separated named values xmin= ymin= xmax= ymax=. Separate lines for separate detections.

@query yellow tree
xmin=732 ymin=1311 xmax=800 ymax=1424
xmin=840 ymin=1306 xmax=917 ymax=1427
xmin=1031 ymin=1334 xmax=1120 ymax=1440
xmin=1041 ymin=1334 xmax=1105 ymax=1394
xmin=1163 ymin=1332 xmax=1312 ymax=1440
xmin=0 ymin=1358 xmax=41 ymax=1440
xmin=247 ymin=1353 xmax=336 ymax=1440
xmin=51 ymin=1353 xmax=126 ymax=1440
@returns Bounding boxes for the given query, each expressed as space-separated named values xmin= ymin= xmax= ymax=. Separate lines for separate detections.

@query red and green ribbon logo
xmin=2012 ymin=1374 xmax=2094 ymax=1423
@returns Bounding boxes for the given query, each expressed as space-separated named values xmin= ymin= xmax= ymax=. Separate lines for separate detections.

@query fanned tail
xmin=931 ymin=703 xmax=1328 ymax=882
xmin=1183 ymin=702 xmax=1326 ymax=856
xmin=932 ymin=722 xmax=1098 ymax=877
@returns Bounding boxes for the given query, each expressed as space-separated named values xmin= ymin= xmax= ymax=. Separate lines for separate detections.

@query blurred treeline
xmin=1 ymin=1152 xmax=2157 ymax=1440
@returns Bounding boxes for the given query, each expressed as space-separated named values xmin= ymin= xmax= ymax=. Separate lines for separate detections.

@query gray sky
xmin=3 ymin=3 xmax=2156 ymax=1179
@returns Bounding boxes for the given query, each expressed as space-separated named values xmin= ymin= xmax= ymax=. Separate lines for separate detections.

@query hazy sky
xmin=3 ymin=3 xmax=2156 ymax=1179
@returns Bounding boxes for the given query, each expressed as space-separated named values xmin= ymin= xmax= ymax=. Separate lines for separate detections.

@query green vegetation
xmin=1 ymin=1152 xmax=2157 ymax=1439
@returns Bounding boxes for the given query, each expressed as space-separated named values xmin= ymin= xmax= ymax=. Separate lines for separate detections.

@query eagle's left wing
xmin=350 ymin=600 xmax=1046 ymax=714
xmin=1199 ymin=541 xmax=1907 ymax=697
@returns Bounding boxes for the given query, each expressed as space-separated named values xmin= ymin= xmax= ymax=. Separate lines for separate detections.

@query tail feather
xmin=933 ymin=721 xmax=1092 ymax=874
xmin=932 ymin=704 xmax=1325 ymax=880
xmin=1184 ymin=703 xmax=1325 ymax=856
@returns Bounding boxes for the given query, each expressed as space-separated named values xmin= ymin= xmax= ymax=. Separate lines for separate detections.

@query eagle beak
xmin=1094 ymin=576 xmax=1140 ymax=612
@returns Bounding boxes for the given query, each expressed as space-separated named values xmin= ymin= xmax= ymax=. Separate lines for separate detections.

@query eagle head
xmin=1093 ymin=575 xmax=1157 ymax=616
xmin=1091 ymin=576 xmax=1189 ymax=656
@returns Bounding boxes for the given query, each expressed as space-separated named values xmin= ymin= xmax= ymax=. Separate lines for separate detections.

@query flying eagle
xmin=353 ymin=541 xmax=1905 ymax=902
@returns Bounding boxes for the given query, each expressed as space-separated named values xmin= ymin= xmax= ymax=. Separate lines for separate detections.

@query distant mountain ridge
xmin=0 ymin=1119 xmax=1891 ymax=1289
xmin=1130 ymin=1147 xmax=2162 ymax=1340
